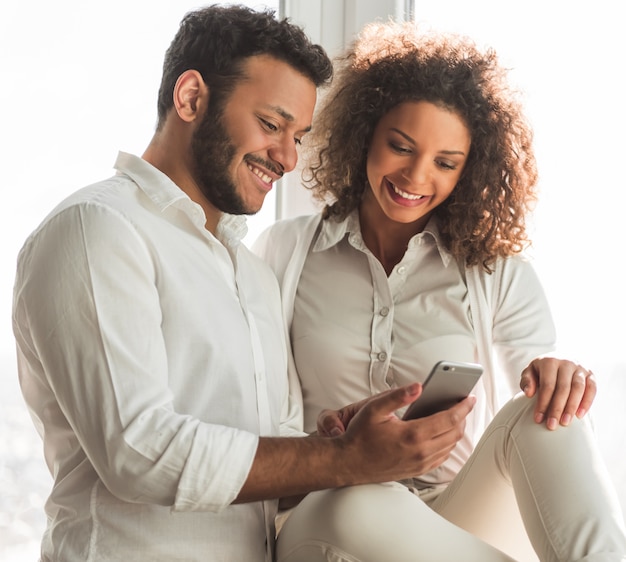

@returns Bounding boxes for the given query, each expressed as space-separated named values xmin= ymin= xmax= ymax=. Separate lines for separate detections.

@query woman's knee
xmin=276 ymin=483 xmax=422 ymax=562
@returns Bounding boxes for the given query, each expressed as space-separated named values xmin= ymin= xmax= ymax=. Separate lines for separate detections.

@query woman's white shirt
xmin=254 ymin=211 xmax=556 ymax=486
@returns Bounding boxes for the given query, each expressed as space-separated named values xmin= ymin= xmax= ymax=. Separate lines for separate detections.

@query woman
xmin=255 ymin=22 xmax=626 ymax=561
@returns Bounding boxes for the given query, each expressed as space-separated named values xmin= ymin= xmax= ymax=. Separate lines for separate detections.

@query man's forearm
xmin=234 ymin=435 xmax=352 ymax=503
xmin=233 ymin=385 xmax=474 ymax=504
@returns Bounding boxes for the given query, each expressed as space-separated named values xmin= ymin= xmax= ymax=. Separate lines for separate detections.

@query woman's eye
xmin=390 ymin=142 xmax=410 ymax=154
xmin=437 ymin=160 xmax=456 ymax=171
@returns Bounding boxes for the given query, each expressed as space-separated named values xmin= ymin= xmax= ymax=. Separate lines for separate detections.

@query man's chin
xmin=221 ymin=205 xmax=260 ymax=217
xmin=237 ymin=195 xmax=266 ymax=216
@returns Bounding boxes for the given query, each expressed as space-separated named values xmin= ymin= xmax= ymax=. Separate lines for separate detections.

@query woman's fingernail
xmin=534 ymin=412 xmax=544 ymax=424
xmin=561 ymin=413 xmax=571 ymax=426
xmin=547 ymin=417 xmax=558 ymax=430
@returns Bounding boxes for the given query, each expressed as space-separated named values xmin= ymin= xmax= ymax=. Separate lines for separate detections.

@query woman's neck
xmin=358 ymin=196 xmax=430 ymax=276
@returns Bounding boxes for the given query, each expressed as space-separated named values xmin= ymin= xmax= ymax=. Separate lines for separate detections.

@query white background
xmin=1 ymin=1 xmax=624 ymax=559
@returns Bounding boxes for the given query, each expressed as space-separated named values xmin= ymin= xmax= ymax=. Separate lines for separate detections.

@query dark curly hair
xmin=304 ymin=22 xmax=537 ymax=270
xmin=156 ymin=4 xmax=333 ymax=129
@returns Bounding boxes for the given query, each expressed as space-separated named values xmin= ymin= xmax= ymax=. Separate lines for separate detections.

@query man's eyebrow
xmin=269 ymin=105 xmax=295 ymax=122
xmin=268 ymin=105 xmax=312 ymax=133
xmin=390 ymin=127 xmax=467 ymax=156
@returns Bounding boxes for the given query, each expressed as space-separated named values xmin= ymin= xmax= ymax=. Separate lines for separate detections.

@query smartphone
xmin=402 ymin=360 xmax=483 ymax=420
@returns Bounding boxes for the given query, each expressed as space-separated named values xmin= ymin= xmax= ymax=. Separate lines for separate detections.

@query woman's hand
xmin=520 ymin=357 xmax=596 ymax=430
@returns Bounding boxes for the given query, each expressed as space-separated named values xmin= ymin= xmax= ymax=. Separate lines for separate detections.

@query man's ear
xmin=173 ymin=69 xmax=208 ymax=123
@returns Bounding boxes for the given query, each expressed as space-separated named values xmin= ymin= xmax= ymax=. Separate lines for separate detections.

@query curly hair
xmin=156 ymin=4 xmax=332 ymax=129
xmin=304 ymin=21 xmax=537 ymax=270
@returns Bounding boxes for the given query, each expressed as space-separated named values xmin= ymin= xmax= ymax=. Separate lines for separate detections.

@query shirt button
xmin=380 ymin=306 xmax=390 ymax=317
xmin=397 ymin=266 xmax=406 ymax=275
xmin=378 ymin=351 xmax=388 ymax=361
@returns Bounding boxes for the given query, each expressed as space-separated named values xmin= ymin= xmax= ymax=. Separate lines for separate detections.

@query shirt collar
xmin=217 ymin=213 xmax=248 ymax=247
xmin=313 ymin=209 xmax=452 ymax=267
xmin=114 ymin=151 xmax=187 ymax=210
xmin=113 ymin=151 xmax=248 ymax=244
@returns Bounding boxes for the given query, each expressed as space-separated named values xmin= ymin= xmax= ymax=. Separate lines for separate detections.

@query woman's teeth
xmin=392 ymin=183 xmax=424 ymax=200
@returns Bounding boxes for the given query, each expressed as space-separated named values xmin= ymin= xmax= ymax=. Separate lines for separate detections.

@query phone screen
xmin=402 ymin=360 xmax=483 ymax=420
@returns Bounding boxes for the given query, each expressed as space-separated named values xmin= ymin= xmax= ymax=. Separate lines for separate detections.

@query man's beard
xmin=190 ymin=105 xmax=250 ymax=216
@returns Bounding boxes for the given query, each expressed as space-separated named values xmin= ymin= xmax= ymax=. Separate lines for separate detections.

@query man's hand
xmin=237 ymin=384 xmax=474 ymax=503
xmin=321 ymin=384 xmax=475 ymax=482
xmin=316 ymin=386 xmax=413 ymax=438
xmin=520 ymin=357 xmax=596 ymax=430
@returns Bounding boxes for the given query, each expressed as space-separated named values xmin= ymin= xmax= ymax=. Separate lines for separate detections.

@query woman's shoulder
xmin=465 ymin=252 xmax=544 ymax=305
xmin=254 ymin=213 xmax=321 ymax=251
xmin=268 ymin=213 xmax=322 ymax=236
xmin=467 ymin=253 xmax=535 ymax=278
xmin=252 ymin=213 xmax=323 ymax=271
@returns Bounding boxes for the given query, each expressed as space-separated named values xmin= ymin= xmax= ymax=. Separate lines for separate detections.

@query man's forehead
xmin=233 ymin=54 xmax=317 ymax=126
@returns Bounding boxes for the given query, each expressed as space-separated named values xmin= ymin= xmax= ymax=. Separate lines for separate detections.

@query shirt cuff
xmin=173 ymin=424 xmax=259 ymax=512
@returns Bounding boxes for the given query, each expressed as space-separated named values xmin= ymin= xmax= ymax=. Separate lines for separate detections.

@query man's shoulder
xmin=40 ymin=174 xmax=135 ymax=222
xmin=19 ymin=175 xmax=143 ymax=255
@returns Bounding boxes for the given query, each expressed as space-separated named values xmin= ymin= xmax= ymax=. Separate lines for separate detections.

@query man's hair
xmin=304 ymin=21 xmax=537 ymax=270
xmin=156 ymin=4 xmax=332 ymax=128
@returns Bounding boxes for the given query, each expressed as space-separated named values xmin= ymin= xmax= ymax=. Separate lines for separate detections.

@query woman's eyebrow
xmin=390 ymin=127 xmax=466 ymax=156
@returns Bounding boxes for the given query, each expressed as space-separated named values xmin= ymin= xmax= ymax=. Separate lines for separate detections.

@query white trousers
xmin=276 ymin=394 xmax=626 ymax=562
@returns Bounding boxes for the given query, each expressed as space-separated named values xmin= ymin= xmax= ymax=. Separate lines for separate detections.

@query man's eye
xmin=260 ymin=118 xmax=278 ymax=132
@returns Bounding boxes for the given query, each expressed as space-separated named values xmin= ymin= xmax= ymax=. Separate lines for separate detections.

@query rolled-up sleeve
xmin=13 ymin=199 xmax=260 ymax=512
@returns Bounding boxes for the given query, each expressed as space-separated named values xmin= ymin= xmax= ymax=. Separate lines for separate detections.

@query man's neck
xmin=143 ymin=134 xmax=221 ymax=235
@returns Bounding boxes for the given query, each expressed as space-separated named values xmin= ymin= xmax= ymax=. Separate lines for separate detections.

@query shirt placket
xmin=221 ymin=242 xmax=275 ymax=561
xmin=221 ymin=243 xmax=272 ymax=437
xmin=235 ymin=287 xmax=275 ymax=561
xmin=367 ymin=256 xmax=396 ymax=394
xmin=367 ymin=251 xmax=417 ymax=393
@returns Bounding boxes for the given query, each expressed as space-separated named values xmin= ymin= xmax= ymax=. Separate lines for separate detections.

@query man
xmin=12 ymin=5 xmax=473 ymax=560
